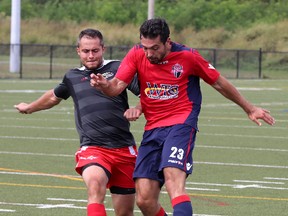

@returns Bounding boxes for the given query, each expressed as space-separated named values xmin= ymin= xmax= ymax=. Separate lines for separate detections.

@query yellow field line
xmin=1 ymin=167 xmax=287 ymax=202
xmin=0 ymin=182 xmax=84 ymax=190
xmin=0 ymin=167 xmax=82 ymax=181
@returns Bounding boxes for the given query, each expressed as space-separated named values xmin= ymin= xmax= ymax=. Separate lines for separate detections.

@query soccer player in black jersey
xmin=14 ymin=29 xmax=141 ymax=216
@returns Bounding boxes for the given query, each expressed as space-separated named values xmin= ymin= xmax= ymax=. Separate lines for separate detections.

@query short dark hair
xmin=139 ymin=18 xmax=170 ymax=44
xmin=77 ymin=28 xmax=104 ymax=47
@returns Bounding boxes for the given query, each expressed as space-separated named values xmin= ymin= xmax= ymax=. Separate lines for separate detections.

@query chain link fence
xmin=1 ymin=43 xmax=288 ymax=79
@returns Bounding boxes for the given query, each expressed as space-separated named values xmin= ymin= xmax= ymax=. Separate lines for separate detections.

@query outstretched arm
xmin=211 ymin=75 xmax=275 ymax=126
xmin=90 ymin=73 xmax=128 ymax=96
xmin=14 ymin=89 xmax=61 ymax=114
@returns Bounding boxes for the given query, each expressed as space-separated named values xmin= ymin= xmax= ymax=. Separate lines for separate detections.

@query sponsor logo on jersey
xmin=102 ymin=72 xmax=114 ymax=79
xmin=144 ymin=82 xmax=179 ymax=100
xmin=168 ymin=159 xmax=184 ymax=166
xmin=208 ymin=63 xmax=215 ymax=70
xmin=171 ymin=63 xmax=183 ymax=78
xmin=186 ymin=162 xmax=193 ymax=171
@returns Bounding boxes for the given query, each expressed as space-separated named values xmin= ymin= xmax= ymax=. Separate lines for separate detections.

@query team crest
xmin=171 ymin=63 xmax=183 ymax=78
xmin=102 ymin=72 xmax=114 ymax=79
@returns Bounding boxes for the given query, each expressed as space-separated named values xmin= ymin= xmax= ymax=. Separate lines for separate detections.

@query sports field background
xmin=0 ymin=78 xmax=287 ymax=216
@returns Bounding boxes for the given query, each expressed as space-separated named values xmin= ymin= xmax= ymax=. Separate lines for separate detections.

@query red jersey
xmin=116 ymin=42 xmax=220 ymax=131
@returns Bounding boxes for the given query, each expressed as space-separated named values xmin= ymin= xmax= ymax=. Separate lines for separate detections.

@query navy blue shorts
xmin=133 ymin=124 xmax=196 ymax=187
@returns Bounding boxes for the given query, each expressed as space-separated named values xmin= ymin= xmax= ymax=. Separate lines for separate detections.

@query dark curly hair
xmin=139 ymin=18 xmax=170 ymax=44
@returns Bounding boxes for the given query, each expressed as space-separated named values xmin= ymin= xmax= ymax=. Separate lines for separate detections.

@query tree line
xmin=0 ymin=0 xmax=287 ymax=31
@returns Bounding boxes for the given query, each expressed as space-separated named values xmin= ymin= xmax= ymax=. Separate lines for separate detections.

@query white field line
xmin=0 ymin=135 xmax=78 ymax=141
xmin=0 ymin=116 xmax=73 ymax=122
xmin=1 ymin=169 xmax=287 ymax=193
xmin=0 ymin=200 xmax=222 ymax=216
xmin=0 ymin=131 xmax=287 ymax=141
xmin=197 ymin=145 xmax=288 ymax=152
xmin=0 ymin=201 xmax=86 ymax=209
xmin=199 ymin=132 xmax=288 ymax=140
xmin=0 ymin=209 xmax=16 ymax=212
xmin=0 ymin=151 xmax=73 ymax=157
xmin=1 ymin=151 xmax=287 ymax=169
xmin=233 ymin=180 xmax=285 ymax=185
xmin=264 ymin=177 xmax=288 ymax=181
xmin=202 ymin=101 xmax=288 ymax=108
xmin=0 ymin=90 xmax=47 ymax=93
xmin=0 ymin=123 xmax=287 ymax=131
xmin=0 ymin=125 xmax=75 ymax=130
xmin=0 ymin=87 xmax=282 ymax=93
xmin=186 ymin=181 xmax=288 ymax=191
xmin=4 ymin=132 xmax=285 ymax=142
xmin=195 ymin=161 xmax=288 ymax=169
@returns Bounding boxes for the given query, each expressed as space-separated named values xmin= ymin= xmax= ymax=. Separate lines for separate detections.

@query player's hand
xmin=90 ymin=73 xmax=108 ymax=90
xmin=124 ymin=107 xmax=142 ymax=121
xmin=248 ymin=106 xmax=275 ymax=126
xmin=14 ymin=103 xmax=30 ymax=114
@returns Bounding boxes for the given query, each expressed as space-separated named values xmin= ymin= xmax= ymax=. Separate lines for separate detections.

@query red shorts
xmin=75 ymin=145 xmax=137 ymax=189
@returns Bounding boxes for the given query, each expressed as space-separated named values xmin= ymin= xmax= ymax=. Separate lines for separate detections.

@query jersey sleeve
xmin=192 ymin=50 xmax=220 ymax=85
xmin=54 ymin=76 xmax=70 ymax=100
xmin=127 ymin=74 xmax=140 ymax=97
xmin=116 ymin=46 xmax=138 ymax=84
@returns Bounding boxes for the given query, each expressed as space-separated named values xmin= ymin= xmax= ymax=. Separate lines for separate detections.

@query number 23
xmin=170 ymin=147 xmax=184 ymax=160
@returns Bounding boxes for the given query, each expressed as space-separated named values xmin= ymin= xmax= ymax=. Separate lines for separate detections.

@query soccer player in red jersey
xmin=90 ymin=19 xmax=275 ymax=216
xmin=15 ymin=29 xmax=141 ymax=216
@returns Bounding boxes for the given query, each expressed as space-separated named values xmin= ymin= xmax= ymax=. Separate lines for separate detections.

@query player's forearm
xmin=212 ymin=75 xmax=254 ymax=114
xmin=99 ymin=78 xmax=128 ymax=96
xmin=15 ymin=90 xmax=61 ymax=114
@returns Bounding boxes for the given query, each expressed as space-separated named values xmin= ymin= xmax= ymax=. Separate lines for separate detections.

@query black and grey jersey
xmin=54 ymin=60 xmax=140 ymax=148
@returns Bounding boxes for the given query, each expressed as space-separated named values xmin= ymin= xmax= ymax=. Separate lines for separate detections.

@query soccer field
xmin=0 ymin=79 xmax=287 ymax=216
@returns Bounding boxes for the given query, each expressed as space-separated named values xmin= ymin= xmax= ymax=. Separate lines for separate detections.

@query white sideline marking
xmin=0 ymin=209 xmax=15 ymax=212
xmin=1 ymin=151 xmax=287 ymax=169
xmin=0 ymin=201 xmax=221 ymax=216
xmin=195 ymin=161 xmax=288 ymax=169
xmin=47 ymin=198 xmax=96 ymax=202
xmin=0 ymin=201 xmax=85 ymax=209
xmin=0 ymin=90 xmax=46 ymax=93
xmin=200 ymin=132 xmax=288 ymax=140
xmin=237 ymin=87 xmax=281 ymax=91
xmin=233 ymin=180 xmax=285 ymax=185
xmin=186 ymin=181 xmax=288 ymax=191
xmin=0 ymin=135 xmax=78 ymax=141
xmin=186 ymin=187 xmax=220 ymax=192
xmin=197 ymin=145 xmax=288 ymax=152
xmin=0 ymin=151 xmax=73 ymax=157
xmin=0 ymin=125 xmax=75 ymax=130
xmin=264 ymin=177 xmax=288 ymax=181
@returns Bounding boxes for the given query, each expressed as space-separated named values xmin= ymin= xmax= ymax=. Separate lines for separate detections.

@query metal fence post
xmin=258 ymin=48 xmax=262 ymax=79
xmin=20 ymin=44 xmax=23 ymax=79
xmin=236 ymin=50 xmax=240 ymax=78
xmin=49 ymin=45 xmax=53 ymax=79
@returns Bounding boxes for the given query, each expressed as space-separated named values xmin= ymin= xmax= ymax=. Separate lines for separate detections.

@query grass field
xmin=0 ymin=78 xmax=287 ymax=216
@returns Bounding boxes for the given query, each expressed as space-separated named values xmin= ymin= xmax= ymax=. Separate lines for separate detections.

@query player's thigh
xmin=82 ymin=165 xmax=109 ymax=192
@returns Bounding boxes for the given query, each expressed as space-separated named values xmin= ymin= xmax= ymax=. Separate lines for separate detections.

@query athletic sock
xmin=87 ymin=203 xmax=107 ymax=216
xmin=156 ymin=206 xmax=168 ymax=216
xmin=171 ymin=195 xmax=193 ymax=216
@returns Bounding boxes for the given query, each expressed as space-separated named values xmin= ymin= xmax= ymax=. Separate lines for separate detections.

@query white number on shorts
xmin=170 ymin=147 xmax=184 ymax=160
